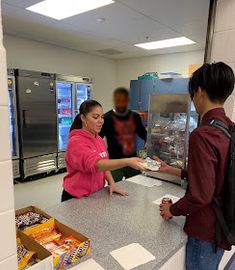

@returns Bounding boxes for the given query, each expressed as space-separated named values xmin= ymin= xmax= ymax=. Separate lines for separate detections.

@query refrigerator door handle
xmin=22 ymin=109 xmax=28 ymax=128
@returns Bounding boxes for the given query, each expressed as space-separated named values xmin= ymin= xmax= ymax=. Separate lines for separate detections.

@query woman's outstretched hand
xmin=127 ymin=157 xmax=147 ymax=172
xmin=109 ymin=184 xmax=128 ymax=196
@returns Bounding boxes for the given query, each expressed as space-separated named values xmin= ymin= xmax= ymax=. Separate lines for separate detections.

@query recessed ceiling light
xmin=135 ymin=37 xmax=196 ymax=50
xmin=26 ymin=0 xmax=115 ymax=20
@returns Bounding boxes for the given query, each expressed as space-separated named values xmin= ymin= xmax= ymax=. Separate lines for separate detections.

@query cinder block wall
xmin=0 ymin=1 xmax=17 ymax=269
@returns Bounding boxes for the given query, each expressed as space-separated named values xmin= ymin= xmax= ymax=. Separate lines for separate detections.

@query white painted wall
xmin=211 ymin=0 xmax=235 ymax=121
xmin=0 ymin=2 xmax=17 ymax=269
xmin=4 ymin=35 xmax=117 ymax=113
xmin=116 ymin=50 xmax=204 ymax=88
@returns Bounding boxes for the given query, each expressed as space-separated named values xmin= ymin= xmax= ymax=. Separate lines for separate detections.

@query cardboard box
xmin=24 ymin=218 xmax=90 ymax=269
xmin=17 ymin=230 xmax=53 ymax=270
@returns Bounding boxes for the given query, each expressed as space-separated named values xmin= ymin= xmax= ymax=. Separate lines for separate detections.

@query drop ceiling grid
xmin=1 ymin=0 xmax=210 ymax=59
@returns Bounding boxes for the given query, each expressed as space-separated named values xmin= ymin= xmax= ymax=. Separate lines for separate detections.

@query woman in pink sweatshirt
xmin=62 ymin=100 xmax=145 ymax=201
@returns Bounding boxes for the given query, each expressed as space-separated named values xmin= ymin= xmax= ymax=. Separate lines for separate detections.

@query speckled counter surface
xmin=47 ymin=176 xmax=187 ymax=270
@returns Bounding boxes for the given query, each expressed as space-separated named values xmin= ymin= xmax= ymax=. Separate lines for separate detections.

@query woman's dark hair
xmin=188 ymin=62 xmax=235 ymax=103
xmin=70 ymin=100 xmax=102 ymax=131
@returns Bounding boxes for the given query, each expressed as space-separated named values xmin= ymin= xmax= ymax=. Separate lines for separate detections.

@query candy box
xmin=17 ymin=230 xmax=53 ymax=270
xmin=23 ymin=218 xmax=90 ymax=269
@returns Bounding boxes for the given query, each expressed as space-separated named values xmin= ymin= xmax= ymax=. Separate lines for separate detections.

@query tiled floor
xmin=14 ymin=172 xmax=65 ymax=210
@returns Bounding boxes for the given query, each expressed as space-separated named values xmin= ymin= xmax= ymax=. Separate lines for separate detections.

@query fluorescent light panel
xmin=135 ymin=37 xmax=196 ymax=50
xmin=26 ymin=0 xmax=115 ymax=20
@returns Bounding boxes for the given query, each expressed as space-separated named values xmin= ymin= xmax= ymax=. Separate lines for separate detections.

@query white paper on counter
xmin=110 ymin=243 xmax=156 ymax=270
xmin=69 ymin=259 xmax=105 ymax=270
xmin=126 ymin=175 xmax=162 ymax=187
xmin=152 ymin=194 xmax=180 ymax=205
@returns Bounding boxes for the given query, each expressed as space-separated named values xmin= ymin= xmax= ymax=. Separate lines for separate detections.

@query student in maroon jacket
xmin=157 ymin=62 xmax=235 ymax=270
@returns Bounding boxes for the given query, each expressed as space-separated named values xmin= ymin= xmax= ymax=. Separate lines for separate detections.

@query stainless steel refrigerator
xmin=7 ymin=69 xmax=20 ymax=178
xmin=16 ymin=69 xmax=57 ymax=179
xmin=56 ymin=74 xmax=92 ymax=169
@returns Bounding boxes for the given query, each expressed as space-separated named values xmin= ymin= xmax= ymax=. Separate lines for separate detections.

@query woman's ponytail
xmin=70 ymin=114 xmax=82 ymax=131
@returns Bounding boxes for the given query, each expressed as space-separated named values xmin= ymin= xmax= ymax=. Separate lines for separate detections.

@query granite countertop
xmin=47 ymin=175 xmax=187 ymax=270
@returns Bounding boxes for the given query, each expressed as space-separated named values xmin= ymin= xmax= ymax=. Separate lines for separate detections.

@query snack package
xmin=17 ymin=238 xmax=35 ymax=270
xmin=25 ymin=219 xmax=90 ymax=269
xmin=64 ymin=236 xmax=82 ymax=247
xmin=16 ymin=211 xmax=49 ymax=230
xmin=43 ymin=241 xmax=60 ymax=252
xmin=30 ymin=225 xmax=53 ymax=239
xmin=39 ymin=230 xmax=62 ymax=245
xmin=51 ymin=245 xmax=68 ymax=270
xmin=63 ymin=236 xmax=89 ymax=265
xmin=62 ymin=237 xmax=81 ymax=265
xmin=30 ymin=226 xmax=62 ymax=245
xmin=45 ymin=235 xmax=85 ymax=267
xmin=22 ymin=258 xmax=40 ymax=269
xmin=63 ymin=245 xmax=80 ymax=265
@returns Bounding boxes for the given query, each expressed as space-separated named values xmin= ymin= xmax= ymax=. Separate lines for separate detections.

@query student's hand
xmin=153 ymin=155 xmax=182 ymax=178
xmin=159 ymin=203 xmax=173 ymax=220
xmin=109 ymin=184 xmax=128 ymax=196
xmin=153 ymin=155 xmax=170 ymax=173
xmin=127 ymin=157 xmax=146 ymax=171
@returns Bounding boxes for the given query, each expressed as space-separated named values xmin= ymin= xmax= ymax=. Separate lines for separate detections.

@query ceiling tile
xmin=118 ymin=0 xmax=210 ymax=26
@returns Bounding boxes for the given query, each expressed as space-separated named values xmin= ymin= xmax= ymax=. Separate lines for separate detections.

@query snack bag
xmin=17 ymin=238 xmax=35 ymax=270
xmin=39 ymin=230 xmax=62 ymax=245
xmin=23 ymin=258 xmax=41 ymax=269
xmin=30 ymin=226 xmax=62 ymax=245
xmin=63 ymin=236 xmax=89 ymax=265
xmin=16 ymin=211 xmax=49 ymax=230
xmin=51 ymin=245 xmax=68 ymax=270
xmin=43 ymin=241 xmax=59 ymax=252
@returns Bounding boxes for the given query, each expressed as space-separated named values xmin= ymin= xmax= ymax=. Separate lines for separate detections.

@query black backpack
xmin=203 ymin=119 xmax=235 ymax=251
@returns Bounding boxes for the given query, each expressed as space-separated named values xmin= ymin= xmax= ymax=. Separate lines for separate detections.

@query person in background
xmin=62 ymin=99 xmax=146 ymax=202
xmin=99 ymin=87 xmax=147 ymax=182
xmin=157 ymin=62 xmax=235 ymax=270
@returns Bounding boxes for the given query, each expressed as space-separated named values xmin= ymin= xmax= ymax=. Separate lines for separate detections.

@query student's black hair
xmin=188 ymin=62 xmax=235 ymax=103
xmin=113 ymin=87 xmax=129 ymax=98
xmin=70 ymin=100 xmax=102 ymax=131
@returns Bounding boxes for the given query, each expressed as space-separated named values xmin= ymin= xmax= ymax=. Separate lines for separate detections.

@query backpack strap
xmin=213 ymin=211 xmax=221 ymax=253
xmin=230 ymin=123 xmax=235 ymax=159
xmin=212 ymin=198 xmax=235 ymax=246
xmin=202 ymin=119 xmax=231 ymax=139
xmin=212 ymin=199 xmax=231 ymax=249
xmin=201 ymin=120 xmax=234 ymax=251
xmin=205 ymin=120 xmax=235 ymax=166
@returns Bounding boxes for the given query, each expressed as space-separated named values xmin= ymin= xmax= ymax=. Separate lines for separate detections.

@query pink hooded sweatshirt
xmin=63 ymin=129 xmax=108 ymax=198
